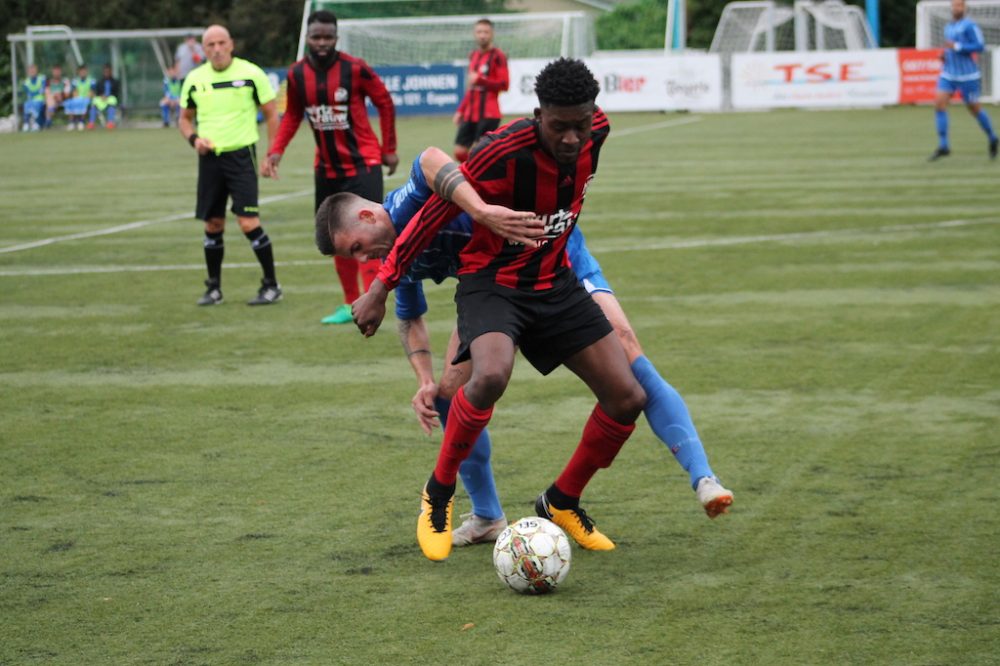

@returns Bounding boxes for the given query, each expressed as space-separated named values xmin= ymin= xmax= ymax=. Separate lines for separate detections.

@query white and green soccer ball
xmin=492 ymin=516 xmax=571 ymax=594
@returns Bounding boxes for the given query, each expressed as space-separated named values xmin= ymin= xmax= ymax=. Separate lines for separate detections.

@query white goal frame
xmin=916 ymin=0 xmax=1000 ymax=47
xmin=294 ymin=1 xmax=595 ymax=65
xmin=710 ymin=0 xmax=875 ymax=52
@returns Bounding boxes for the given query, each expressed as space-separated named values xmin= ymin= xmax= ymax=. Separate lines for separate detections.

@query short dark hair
xmin=314 ymin=191 xmax=358 ymax=256
xmin=534 ymin=58 xmax=599 ymax=107
xmin=308 ymin=10 xmax=338 ymax=27
xmin=476 ymin=18 xmax=493 ymax=28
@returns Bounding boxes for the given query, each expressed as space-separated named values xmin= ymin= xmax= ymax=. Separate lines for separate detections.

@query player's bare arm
xmin=419 ymin=147 xmax=544 ymax=245
xmin=397 ymin=316 xmax=440 ymax=434
xmin=261 ymin=100 xmax=279 ymax=160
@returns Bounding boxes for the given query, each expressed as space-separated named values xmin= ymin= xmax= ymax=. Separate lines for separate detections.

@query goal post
xmin=7 ymin=26 xmax=204 ymax=129
xmin=916 ymin=0 xmax=1000 ymax=47
xmin=296 ymin=1 xmax=595 ymax=65
xmin=710 ymin=0 xmax=875 ymax=53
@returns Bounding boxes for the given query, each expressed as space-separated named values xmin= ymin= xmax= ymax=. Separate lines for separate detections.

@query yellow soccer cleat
xmin=417 ymin=484 xmax=454 ymax=561
xmin=535 ymin=492 xmax=615 ymax=551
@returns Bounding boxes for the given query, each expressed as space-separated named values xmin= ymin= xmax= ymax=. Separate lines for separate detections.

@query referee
xmin=179 ymin=24 xmax=281 ymax=306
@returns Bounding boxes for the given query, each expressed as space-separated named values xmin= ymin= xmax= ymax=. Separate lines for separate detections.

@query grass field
xmin=1 ymin=106 xmax=998 ymax=665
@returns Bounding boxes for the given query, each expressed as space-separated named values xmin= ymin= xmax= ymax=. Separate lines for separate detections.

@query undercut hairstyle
xmin=534 ymin=58 xmax=600 ymax=108
xmin=314 ymin=191 xmax=360 ymax=256
xmin=308 ymin=9 xmax=338 ymax=26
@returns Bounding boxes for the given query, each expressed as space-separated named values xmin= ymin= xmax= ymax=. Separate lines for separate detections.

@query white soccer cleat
xmin=452 ymin=513 xmax=507 ymax=546
xmin=696 ymin=476 xmax=733 ymax=519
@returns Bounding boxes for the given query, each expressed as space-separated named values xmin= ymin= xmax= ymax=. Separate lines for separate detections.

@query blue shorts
xmin=63 ymin=97 xmax=90 ymax=115
xmin=937 ymin=77 xmax=981 ymax=104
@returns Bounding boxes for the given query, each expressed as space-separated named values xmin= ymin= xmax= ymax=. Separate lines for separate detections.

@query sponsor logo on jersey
xmin=306 ymin=103 xmax=350 ymax=131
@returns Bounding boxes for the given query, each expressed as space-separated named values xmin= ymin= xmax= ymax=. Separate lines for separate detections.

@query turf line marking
xmin=600 ymin=218 xmax=1000 ymax=253
xmin=0 ymin=188 xmax=315 ymax=255
xmin=1 ymin=217 xmax=995 ymax=278
xmin=0 ymin=169 xmax=409 ymax=256
xmin=613 ymin=116 xmax=702 ymax=138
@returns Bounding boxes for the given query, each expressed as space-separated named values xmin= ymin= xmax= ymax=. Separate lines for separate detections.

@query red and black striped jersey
xmin=456 ymin=47 xmax=508 ymax=122
xmin=269 ymin=52 xmax=396 ymax=179
xmin=377 ymin=108 xmax=610 ymax=292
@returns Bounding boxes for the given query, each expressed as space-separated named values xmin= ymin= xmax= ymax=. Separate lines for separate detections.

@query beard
xmin=309 ymin=49 xmax=337 ymax=69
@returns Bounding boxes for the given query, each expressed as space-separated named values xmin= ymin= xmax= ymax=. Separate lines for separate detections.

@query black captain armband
xmin=188 ymin=133 xmax=199 ymax=147
xmin=433 ymin=162 xmax=465 ymax=202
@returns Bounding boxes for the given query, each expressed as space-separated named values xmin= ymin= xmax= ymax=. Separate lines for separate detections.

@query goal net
xmin=8 ymin=26 xmax=204 ymax=124
xmin=709 ymin=2 xmax=796 ymax=52
xmin=916 ymin=0 xmax=1000 ymax=47
xmin=710 ymin=0 xmax=874 ymax=52
xmin=298 ymin=1 xmax=595 ymax=65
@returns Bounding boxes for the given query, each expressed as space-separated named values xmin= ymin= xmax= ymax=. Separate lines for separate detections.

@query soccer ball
xmin=492 ymin=516 xmax=571 ymax=594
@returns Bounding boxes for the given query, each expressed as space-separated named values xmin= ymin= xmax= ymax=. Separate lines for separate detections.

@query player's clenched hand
xmin=411 ymin=383 xmax=441 ymax=435
xmin=351 ymin=279 xmax=388 ymax=337
xmin=472 ymin=205 xmax=545 ymax=246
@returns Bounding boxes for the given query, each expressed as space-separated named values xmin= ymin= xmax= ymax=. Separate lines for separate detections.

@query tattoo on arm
xmin=397 ymin=320 xmax=431 ymax=358
xmin=433 ymin=162 xmax=466 ymax=202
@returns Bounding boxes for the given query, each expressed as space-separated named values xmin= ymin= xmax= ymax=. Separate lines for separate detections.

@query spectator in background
xmin=261 ymin=9 xmax=397 ymax=325
xmin=44 ymin=65 xmax=69 ymax=129
xmin=91 ymin=64 xmax=121 ymax=130
xmin=452 ymin=18 xmax=508 ymax=163
xmin=65 ymin=64 xmax=95 ymax=131
xmin=175 ymin=33 xmax=205 ymax=80
xmin=21 ymin=64 xmax=46 ymax=132
xmin=160 ymin=63 xmax=182 ymax=128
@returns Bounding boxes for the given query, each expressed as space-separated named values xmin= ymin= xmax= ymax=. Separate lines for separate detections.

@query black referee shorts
xmin=313 ymin=166 xmax=384 ymax=256
xmin=454 ymin=118 xmax=501 ymax=149
xmin=453 ymin=272 xmax=613 ymax=376
xmin=195 ymin=145 xmax=259 ymax=221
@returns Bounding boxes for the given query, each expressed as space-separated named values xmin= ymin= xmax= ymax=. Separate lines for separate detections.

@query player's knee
xmin=606 ymin=381 xmax=646 ymax=425
xmin=204 ymin=218 xmax=225 ymax=234
xmin=466 ymin=367 xmax=510 ymax=406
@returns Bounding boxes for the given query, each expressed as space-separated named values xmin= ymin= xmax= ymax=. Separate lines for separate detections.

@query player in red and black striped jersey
xmin=452 ymin=19 xmax=509 ymax=163
xmin=352 ymin=59 xmax=646 ymax=562
xmin=262 ymin=9 xmax=398 ymax=325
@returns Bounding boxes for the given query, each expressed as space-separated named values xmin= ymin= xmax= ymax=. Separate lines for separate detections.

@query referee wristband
xmin=188 ymin=133 xmax=199 ymax=147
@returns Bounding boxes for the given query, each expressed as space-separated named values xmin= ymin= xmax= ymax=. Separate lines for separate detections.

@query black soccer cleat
xmin=197 ymin=279 xmax=223 ymax=306
xmin=247 ymin=279 xmax=282 ymax=306
xmin=990 ymin=138 xmax=998 ymax=160
xmin=927 ymin=146 xmax=951 ymax=162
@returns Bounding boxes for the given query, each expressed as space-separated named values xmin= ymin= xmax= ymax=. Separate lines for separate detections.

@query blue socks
xmin=631 ymin=355 xmax=713 ymax=489
xmin=976 ymin=109 xmax=996 ymax=141
xmin=936 ymin=109 xmax=949 ymax=149
xmin=434 ymin=396 xmax=504 ymax=520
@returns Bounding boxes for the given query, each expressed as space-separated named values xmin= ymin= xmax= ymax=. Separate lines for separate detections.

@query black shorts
xmin=313 ymin=167 xmax=384 ymax=255
xmin=454 ymin=118 xmax=501 ymax=149
xmin=453 ymin=272 xmax=613 ymax=376
xmin=195 ymin=145 xmax=259 ymax=220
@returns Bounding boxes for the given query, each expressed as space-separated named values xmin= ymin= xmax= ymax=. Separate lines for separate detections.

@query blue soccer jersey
xmin=388 ymin=151 xmax=610 ymax=320
xmin=942 ymin=17 xmax=985 ymax=81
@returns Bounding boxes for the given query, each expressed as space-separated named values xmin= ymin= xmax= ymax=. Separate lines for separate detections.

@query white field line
xmin=1 ymin=218 xmax=995 ymax=278
xmin=0 ymin=188 xmax=314 ymax=255
xmin=0 ymin=118 xmax=698 ymax=258
xmin=611 ymin=115 xmax=702 ymax=138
